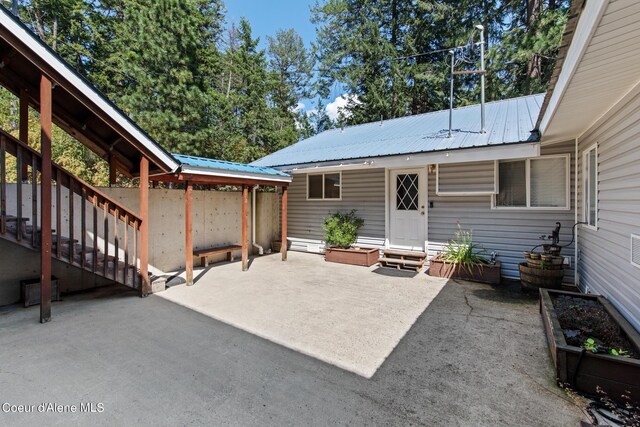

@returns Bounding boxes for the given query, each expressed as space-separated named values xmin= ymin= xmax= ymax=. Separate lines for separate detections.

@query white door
xmin=389 ymin=169 xmax=426 ymax=251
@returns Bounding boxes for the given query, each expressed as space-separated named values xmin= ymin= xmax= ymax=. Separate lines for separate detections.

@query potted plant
xmin=322 ymin=210 xmax=378 ymax=267
xmin=428 ymin=227 xmax=501 ymax=285
xmin=540 ymin=289 xmax=640 ymax=405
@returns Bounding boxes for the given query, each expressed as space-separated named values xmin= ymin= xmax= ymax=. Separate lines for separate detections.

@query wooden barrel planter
xmin=519 ymin=262 xmax=564 ymax=290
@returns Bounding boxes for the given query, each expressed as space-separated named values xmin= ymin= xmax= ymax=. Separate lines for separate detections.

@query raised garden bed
xmin=325 ymin=247 xmax=379 ymax=267
xmin=428 ymin=255 xmax=501 ymax=285
xmin=540 ymin=289 xmax=640 ymax=404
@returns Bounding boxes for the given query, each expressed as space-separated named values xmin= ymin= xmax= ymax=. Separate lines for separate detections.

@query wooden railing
xmin=0 ymin=129 xmax=142 ymax=289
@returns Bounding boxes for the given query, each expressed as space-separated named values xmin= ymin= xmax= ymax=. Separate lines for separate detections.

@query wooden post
xmin=40 ymin=76 xmax=52 ymax=323
xmin=241 ymin=184 xmax=248 ymax=271
xmin=281 ymin=185 xmax=288 ymax=261
xmin=185 ymin=181 xmax=193 ymax=285
xmin=19 ymin=89 xmax=29 ymax=182
xmin=139 ymin=156 xmax=150 ymax=296
xmin=108 ymin=155 xmax=117 ymax=187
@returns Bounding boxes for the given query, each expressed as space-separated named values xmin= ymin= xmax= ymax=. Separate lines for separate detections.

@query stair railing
xmin=0 ymin=129 xmax=142 ymax=289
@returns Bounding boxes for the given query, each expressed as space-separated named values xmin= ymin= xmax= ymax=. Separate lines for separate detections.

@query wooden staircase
xmin=378 ymin=249 xmax=427 ymax=272
xmin=0 ymin=130 xmax=142 ymax=292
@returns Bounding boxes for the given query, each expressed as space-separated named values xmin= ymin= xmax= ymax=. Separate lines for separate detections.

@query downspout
xmin=252 ymin=185 xmax=264 ymax=255
xmin=575 ymin=137 xmax=579 ymax=287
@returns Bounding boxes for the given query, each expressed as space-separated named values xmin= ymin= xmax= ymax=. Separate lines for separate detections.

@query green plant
xmin=322 ymin=210 xmax=365 ymax=249
xmin=610 ymin=348 xmax=631 ymax=358
xmin=441 ymin=226 xmax=489 ymax=272
xmin=583 ymin=337 xmax=599 ymax=353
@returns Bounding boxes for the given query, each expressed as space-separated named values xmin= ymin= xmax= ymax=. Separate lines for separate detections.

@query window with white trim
xmin=307 ymin=172 xmax=341 ymax=200
xmin=583 ymin=145 xmax=597 ymax=227
xmin=494 ymin=155 xmax=569 ymax=209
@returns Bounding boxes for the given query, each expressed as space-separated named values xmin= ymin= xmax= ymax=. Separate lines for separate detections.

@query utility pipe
xmin=448 ymin=50 xmax=454 ymax=138
xmin=477 ymin=24 xmax=486 ymax=133
xmin=252 ymin=185 xmax=264 ymax=255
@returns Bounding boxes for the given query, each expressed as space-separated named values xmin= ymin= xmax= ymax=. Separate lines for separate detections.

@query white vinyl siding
xmin=430 ymin=142 xmax=576 ymax=281
xmin=577 ymin=86 xmax=640 ymax=331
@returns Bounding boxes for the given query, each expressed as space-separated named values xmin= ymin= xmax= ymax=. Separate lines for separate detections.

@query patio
xmin=0 ymin=252 xmax=586 ymax=425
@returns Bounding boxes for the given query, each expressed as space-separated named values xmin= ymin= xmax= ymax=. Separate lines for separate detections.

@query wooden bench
xmin=194 ymin=245 xmax=242 ymax=267
xmin=378 ymin=249 xmax=427 ymax=272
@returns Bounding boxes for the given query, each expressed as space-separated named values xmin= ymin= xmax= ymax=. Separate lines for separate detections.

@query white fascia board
xmin=0 ymin=9 xmax=179 ymax=171
xmin=538 ymin=0 xmax=609 ymax=136
xmin=180 ymin=166 xmax=292 ymax=183
xmin=287 ymin=142 xmax=540 ymax=173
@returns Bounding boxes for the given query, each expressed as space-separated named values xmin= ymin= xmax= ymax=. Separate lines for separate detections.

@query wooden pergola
xmin=150 ymin=155 xmax=292 ymax=286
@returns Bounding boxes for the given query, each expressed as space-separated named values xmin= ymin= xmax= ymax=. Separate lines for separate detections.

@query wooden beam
xmin=108 ymin=154 xmax=117 ymax=187
xmin=19 ymin=89 xmax=29 ymax=181
xmin=281 ymin=186 xmax=288 ymax=261
xmin=149 ymin=173 xmax=289 ymax=188
xmin=40 ymin=75 xmax=52 ymax=323
xmin=139 ymin=156 xmax=150 ymax=296
xmin=241 ymin=184 xmax=249 ymax=271
xmin=185 ymin=181 xmax=193 ymax=286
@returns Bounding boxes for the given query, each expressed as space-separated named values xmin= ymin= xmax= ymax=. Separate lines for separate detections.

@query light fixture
xmin=428 ymin=164 xmax=436 ymax=174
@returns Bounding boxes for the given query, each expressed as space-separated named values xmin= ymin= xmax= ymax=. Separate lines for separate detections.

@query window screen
xmin=324 ymin=173 xmax=341 ymax=199
xmin=530 ymin=157 xmax=567 ymax=207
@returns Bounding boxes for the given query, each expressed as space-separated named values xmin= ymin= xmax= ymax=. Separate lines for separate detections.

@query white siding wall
xmin=577 ymin=87 xmax=640 ymax=330
xmin=287 ymin=143 xmax=576 ymax=282
xmin=428 ymin=142 xmax=576 ymax=280
xmin=287 ymin=169 xmax=386 ymax=251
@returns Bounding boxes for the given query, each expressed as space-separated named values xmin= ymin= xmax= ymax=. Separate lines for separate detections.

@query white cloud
xmin=325 ymin=94 xmax=360 ymax=121
xmin=291 ymin=102 xmax=305 ymax=113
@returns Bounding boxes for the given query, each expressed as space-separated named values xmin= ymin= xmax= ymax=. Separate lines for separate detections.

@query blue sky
xmin=223 ymin=0 xmax=317 ymax=48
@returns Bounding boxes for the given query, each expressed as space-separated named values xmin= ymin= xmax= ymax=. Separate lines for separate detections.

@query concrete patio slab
xmin=0 ymin=252 xmax=586 ymax=425
xmin=159 ymin=251 xmax=448 ymax=378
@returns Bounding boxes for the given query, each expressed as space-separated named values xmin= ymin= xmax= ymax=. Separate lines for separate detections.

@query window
xmin=583 ymin=145 xmax=597 ymax=228
xmin=307 ymin=172 xmax=341 ymax=200
xmin=494 ymin=155 xmax=569 ymax=209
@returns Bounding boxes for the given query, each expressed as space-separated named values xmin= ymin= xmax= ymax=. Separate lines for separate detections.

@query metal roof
xmin=173 ymin=154 xmax=290 ymax=178
xmin=251 ymin=94 xmax=544 ymax=168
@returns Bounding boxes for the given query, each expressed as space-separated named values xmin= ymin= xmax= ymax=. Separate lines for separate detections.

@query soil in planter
xmin=553 ymin=295 xmax=638 ymax=359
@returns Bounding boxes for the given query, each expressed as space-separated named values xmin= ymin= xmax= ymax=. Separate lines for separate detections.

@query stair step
xmin=381 ymin=249 xmax=427 ymax=258
xmin=378 ymin=257 xmax=425 ymax=266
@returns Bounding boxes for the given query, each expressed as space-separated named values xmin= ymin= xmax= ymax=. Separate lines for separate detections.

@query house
xmin=0 ymin=7 xmax=290 ymax=322
xmin=252 ymin=0 xmax=640 ymax=329
xmin=252 ymin=94 xmax=575 ymax=283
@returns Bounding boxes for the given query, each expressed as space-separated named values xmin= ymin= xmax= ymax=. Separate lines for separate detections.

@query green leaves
xmin=441 ymin=226 xmax=489 ymax=272
xmin=322 ymin=210 xmax=365 ymax=249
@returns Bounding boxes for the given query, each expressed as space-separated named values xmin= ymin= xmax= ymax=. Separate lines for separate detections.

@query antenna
xmin=476 ymin=24 xmax=486 ymax=133
xmin=448 ymin=50 xmax=455 ymax=138
xmin=447 ymin=24 xmax=487 ymax=137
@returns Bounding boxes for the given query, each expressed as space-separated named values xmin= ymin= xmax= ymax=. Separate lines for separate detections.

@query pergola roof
xmin=0 ymin=6 xmax=179 ymax=176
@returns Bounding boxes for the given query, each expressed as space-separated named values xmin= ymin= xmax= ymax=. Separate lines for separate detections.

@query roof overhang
xmin=538 ymin=0 xmax=640 ymax=142
xmin=280 ymin=141 xmax=540 ymax=173
xmin=0 ymin=7 xmax=179 ymax=175
xmin=151 ymin=164 xmax=292 ymax=187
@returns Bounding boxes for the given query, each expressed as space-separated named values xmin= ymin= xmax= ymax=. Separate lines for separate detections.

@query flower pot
xmin=540 ymin=289 xmax=640 ymax=405
xmin=324 ymin=247 xmax=379 ymax=267
xmin=428 ymin=255 xmax=501 ymax=285
xmin=519 ymin=262 xmax=564 ymax=290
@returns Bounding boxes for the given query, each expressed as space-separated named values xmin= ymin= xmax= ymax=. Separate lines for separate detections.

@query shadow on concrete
xmin=371 ymin=267 xmax=418 ymax=278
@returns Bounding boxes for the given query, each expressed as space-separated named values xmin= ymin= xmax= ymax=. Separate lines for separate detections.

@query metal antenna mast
xmin=476 ymin=24 xmax=486 ymax=133
xmin=448 ymin=50 xmax=455 ymax=138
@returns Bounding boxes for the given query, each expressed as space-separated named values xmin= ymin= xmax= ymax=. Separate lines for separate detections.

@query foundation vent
xmin=631 ymin=234 xmax=640 ymax=269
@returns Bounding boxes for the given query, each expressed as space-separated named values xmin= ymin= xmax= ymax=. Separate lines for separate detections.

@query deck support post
xmin=185 ymin=181 xmax=193 ymax=285
xmin=39 ymin=75 xmax=52 ymax=323
xmin=241 ymin=184 xmax=249 ymax=271
xmin=139 ymin=156 xmax=150 ymax=295
xmin=281 ymin=185 xmax=288 ymax=261
xmin=108 ymin=155 xmax=117 ymax=187
xmin=19 ymin=89 xmax=29 ymax=182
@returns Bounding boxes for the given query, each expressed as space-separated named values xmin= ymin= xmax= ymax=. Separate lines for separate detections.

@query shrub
xmin=441 ymin=226 xmax=489 ymax=271
xmin=322 ymin=210 xmax=364 ymax=249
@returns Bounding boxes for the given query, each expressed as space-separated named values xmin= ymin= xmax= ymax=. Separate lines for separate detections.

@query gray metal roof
xmin=251 ymin=94 xmax=544 ymax=168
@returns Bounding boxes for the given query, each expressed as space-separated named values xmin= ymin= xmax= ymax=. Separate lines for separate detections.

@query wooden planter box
xmin=428 ymin=256 xmax=501 ymax=285
xmin=20 ymin=276 xmax=60 ymax=307
xmin=540 ymin=289 xmax=640 ymax=404
xmin=325 ymin=247 xmax=379 ymax=267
